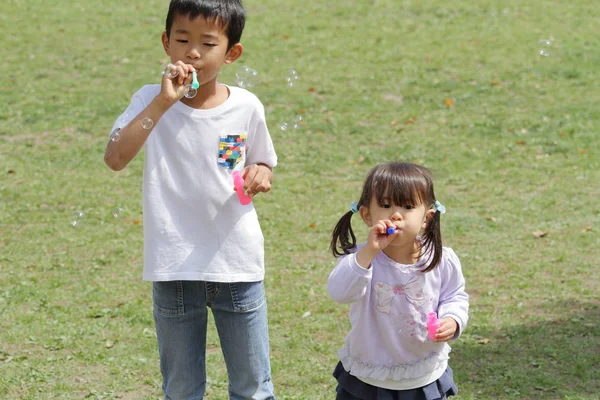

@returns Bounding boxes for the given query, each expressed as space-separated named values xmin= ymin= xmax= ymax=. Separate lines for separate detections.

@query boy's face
xmin=162 ymin=14 xmax=242 ymax=88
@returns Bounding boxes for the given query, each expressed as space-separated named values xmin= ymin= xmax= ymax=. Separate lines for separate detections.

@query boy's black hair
xmin=165 ymin=0 xmax=246 ymax=50
xmin=330 ymin=162 xmax=443 ymax=272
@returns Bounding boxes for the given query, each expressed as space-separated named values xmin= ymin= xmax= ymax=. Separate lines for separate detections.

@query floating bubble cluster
xmin=285 ymin=69 xmax=299 ymax=87
xmin=236 ymin=66 xmax=259 ymax=88
xmin=111 ymin=207 xmax=125 ymax=218
xmin=292 ymin=115 xmax=303 ymax=128
xmin=538 ymin=39 xmax=552 ymax=57
xmin=71 ymin=211 xmax=85 ymax=227
xmin=280 ymin=115 xmax=303 ymax=131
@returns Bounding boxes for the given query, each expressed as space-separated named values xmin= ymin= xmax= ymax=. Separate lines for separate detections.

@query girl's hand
xmin=355 ymin=220 xmax=398 ymax=268
xmin=159 ymin=61 xmax=195 ymax=104
xmin=432 ymin=317 xmax=458 ymax=342
xmin=366 ymin=219 xmax=399 ymax=253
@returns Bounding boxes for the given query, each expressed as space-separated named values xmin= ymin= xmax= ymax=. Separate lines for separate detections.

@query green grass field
xmin=1 ymin=0 xmax=598 ymax=399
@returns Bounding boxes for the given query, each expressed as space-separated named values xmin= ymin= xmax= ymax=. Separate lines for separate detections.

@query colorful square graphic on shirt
xmin=218 ymin=134 xmax=247 ymax=169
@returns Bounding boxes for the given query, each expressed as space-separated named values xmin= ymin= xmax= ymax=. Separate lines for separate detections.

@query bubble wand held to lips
xmin=191 ymin=71 xmax=199 ymax=90
xmin=162 ymin=64 xmax=200 ymax=98
xmin=184 ymin=71 xmax=199 ymax=98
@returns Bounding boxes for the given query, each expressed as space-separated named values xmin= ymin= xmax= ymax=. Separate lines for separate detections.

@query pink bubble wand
xmin=427 ymin=312 xmax=441 ymax=340
xmin=232 ymin=170 xmax=252 ymax=205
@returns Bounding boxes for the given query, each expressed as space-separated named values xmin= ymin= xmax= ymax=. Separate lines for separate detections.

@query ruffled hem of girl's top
xmin=337 ymin=346 xmax=450 ymax=381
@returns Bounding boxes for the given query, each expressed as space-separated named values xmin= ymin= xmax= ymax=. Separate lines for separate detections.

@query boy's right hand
xmin=159 ymin=62 xmax=195 ymax=104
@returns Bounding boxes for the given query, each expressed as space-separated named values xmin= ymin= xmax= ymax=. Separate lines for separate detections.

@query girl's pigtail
xmin=421 ymin=210 xmax=443 ymax=272
xmin=330 ymin=211 xmax=357 ymax=257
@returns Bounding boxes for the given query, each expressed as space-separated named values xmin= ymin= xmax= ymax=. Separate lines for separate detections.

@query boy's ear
xmin=359 ymin=206 xmax=372 ymax=227
xmin=225 ymin=43 xmax=243 ymax=64
xmin=161 ymin=31 xmax=170 ymax=55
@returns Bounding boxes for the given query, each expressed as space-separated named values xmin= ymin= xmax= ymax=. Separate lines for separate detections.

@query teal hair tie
xmin=350 ymin=201 xmax=359 ymax=213
xmin=434 ymin=200 xmax=446 ymax=214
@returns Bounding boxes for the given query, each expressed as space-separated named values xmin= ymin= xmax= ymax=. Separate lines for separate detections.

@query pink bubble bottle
xmin=427 ymin=312 xmax=440 ymax=340
xmin=232 ymin=170 xmax=252 ymax=205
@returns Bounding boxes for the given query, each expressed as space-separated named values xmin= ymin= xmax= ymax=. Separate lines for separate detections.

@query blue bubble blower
xmin=386 ymin=227 xmax=397 ymax=235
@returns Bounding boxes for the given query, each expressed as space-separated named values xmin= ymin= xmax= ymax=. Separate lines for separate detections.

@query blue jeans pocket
xmin=153 ymin=281 xmax=185 ymax=316
xmin=229 ymin=281 xmax=265 ymax=312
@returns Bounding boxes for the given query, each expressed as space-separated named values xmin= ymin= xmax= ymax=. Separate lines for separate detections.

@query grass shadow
xmin=453 ymin=299 xmax=599 ymax=399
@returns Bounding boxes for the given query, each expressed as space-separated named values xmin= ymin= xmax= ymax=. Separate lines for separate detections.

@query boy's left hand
xmin=432 ymin=317 xmax=458 ymax=342
xmin=241 ymin=164 xmax=273 ymax=197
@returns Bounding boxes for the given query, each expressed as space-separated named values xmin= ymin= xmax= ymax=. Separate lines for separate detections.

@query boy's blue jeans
xmin=152 ymin=280 xmax=276 ymax=400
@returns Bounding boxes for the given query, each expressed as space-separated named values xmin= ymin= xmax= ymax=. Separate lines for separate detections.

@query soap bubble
xmin=141 ymin=117 xmax=154 ymax=130
xmin=111 ymin=207 xmax=125 ymax=218
xmin=236 ymin=66 xmax=259 ymax=88
xmin=71 ymin=211 xmax=85 ymax=227
xmin=280 ymin=115 xmax=303 ymax=131
xmin=184 ymin=84 xmax=197 ymax=99
xmin=538 ymin=39 xmax=551 ymax=57
xmin=162 ymin=63 xmax=178 ymax=79
xmin=109 ymin=128 xmax=121 ymax=142
xmin=285 ymin=69 xmax=299 ymax=87
xmin=292 ymin=115 xmax=303 ymax=129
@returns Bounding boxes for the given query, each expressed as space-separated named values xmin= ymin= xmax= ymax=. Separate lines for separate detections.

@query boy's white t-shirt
xmin=111 ymin=84 xmax=277 ymax=282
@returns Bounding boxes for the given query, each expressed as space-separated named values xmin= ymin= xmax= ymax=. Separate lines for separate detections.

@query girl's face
xmin=360 ymin=196 xmax=434 ymax=246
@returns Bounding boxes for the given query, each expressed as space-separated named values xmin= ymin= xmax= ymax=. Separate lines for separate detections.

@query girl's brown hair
xmin=330 ymin=162 xmax=443 ymax=272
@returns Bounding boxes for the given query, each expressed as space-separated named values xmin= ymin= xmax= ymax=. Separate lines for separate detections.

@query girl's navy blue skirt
xmin=333 ymin=361 xmax=458 ymax=400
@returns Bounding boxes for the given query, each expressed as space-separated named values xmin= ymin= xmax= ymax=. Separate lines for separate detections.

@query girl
xmin=328 ymin=162 xmax=469 ymax=400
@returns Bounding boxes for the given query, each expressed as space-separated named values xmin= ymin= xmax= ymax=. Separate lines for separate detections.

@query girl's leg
xmin=210 ymin=281 xmax=275 ymax=400
xmin=153 ymin=281 xmax=208 ymax=400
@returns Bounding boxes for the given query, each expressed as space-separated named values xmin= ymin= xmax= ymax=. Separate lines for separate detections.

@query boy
xmin=104 ymin=1 xmax=277 ymax=399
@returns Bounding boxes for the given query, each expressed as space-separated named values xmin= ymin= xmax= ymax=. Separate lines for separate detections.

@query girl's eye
xmin=382 ymin=204 xmax=391 ymax=209
xmin=404 ymin=205 xmax=415 ymax=210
